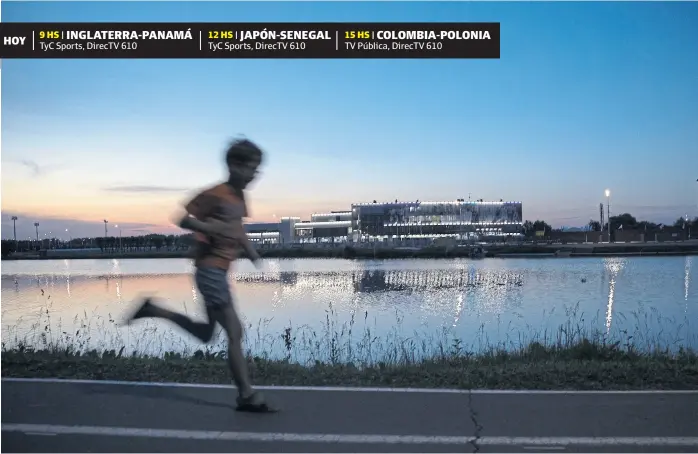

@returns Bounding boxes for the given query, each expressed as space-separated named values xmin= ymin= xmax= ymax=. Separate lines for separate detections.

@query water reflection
xmin=2 ymin=257 xmax=697 ymax=358
xmin=116 ymin=280 xmax=122 ymax=304
xmin=454 ymin=294 xmax=464 ymax=327
xmin=604 ymin=258 xmax=626 ymax=334
xmin=235 ymin=269 xmax=525 ymax=294
xmin=191 ymin=284 xmax=198 ymax=304
xmin=686 ymin=256 xmax=692 ymax=303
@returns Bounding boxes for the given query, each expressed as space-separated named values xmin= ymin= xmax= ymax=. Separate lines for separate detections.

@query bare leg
xmin=195 ymin=267 xmax=254 ymax=396
xmin=208 ymin=304 xmax=253 ymax=397
xmin=196 ymin=267 xmax=276 ymax=412
xmin=127 ymin=267 xmax=275 ymax=411
xmin=127 ymin=298 xmax=216 ymax=343
xmin=127 ymin=297 xmax=254 ymax=398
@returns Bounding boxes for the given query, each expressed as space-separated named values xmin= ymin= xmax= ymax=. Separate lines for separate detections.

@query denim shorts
xmin=195 ymin=267 xmax=233 ymax=309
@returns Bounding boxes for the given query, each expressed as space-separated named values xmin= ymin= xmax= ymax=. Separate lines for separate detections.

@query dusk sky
xmin=2 ymin=1 xmax=697 ymax=240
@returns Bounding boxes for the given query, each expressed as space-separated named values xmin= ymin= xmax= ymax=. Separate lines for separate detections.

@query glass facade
xmin=352 ymin=201 xmax=523 ymax=239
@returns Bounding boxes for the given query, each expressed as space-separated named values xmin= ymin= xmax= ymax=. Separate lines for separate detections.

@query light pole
xmin=686 ymin=214 xmax=691 ymax=240
xmin=66 ymin=228 xmax=71 ymax=245
xmin=103 ymin=219 xmax=108 ymax=238
xmin=11 ymin=216 xmax=18 ymax=247
xmin=115 ymin=224 xmax=123 ymax=252
xmin=33 ymin=222 xmax=40 ymax=250
xmin=605 ymin=189 xmax=611 ymax=242
xmin=695 ymin=178 xmax=698 ymax=238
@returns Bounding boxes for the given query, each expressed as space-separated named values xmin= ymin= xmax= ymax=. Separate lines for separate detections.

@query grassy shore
xmin=4 ymin=242 xmax=698 ymax=261
xmin=2 ymin=303 xmax=697 ymax=390
xmin=4 ymin=343 xmax=698 ymax=390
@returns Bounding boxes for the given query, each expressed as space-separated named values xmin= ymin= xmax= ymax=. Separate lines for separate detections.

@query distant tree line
xmin=583 ymin=213 xmax=698 ymax=233
xmin=1 ymin=233 xmax=195 ymax=257
xmin=520 ymin=213 xmax=698 ymax=238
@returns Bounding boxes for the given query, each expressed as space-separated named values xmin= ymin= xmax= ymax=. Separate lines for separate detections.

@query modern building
xmin=351 ymin=200 xmax=523 ymax=242
xmin=244 ymin=199 xmax=523 ymax=244
xmin=294 ymin=211 xmax=353 ymax=243
xmin=244 ymin=217 xmax=300 ymax=244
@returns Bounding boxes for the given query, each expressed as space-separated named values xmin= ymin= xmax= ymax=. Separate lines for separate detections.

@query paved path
xmin=2 ymin=378 xmax=698 ymax=453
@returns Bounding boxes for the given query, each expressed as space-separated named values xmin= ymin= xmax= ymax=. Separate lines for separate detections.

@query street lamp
xmin=34 ymin=222 xmax=40 ymax=250
xmin=605 ymin=189 xmax=611 ymax=242
xmin=103 ymin=219 xmax=109 ymax=237
xmin=686 ymin=214 xmax=691 ymax=240
xmin=11 ymin=216 xmax=18 ymax=246
xmin=695 ymin=178 xmax=698 ymax=238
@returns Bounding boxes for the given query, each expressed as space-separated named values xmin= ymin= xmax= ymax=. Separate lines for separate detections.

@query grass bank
xmin=4 ymin=343 xmax=697 ymax=390
xmin=2 ymin=303 xmax=697 ymax=390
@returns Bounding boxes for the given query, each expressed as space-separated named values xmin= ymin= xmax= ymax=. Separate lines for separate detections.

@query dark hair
xmin=225 ymin=138 xmax=264 ymax=167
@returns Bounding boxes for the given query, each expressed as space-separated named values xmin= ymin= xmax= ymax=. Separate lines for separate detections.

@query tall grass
xmin=2 ymin=292 xmax=696 ymax=367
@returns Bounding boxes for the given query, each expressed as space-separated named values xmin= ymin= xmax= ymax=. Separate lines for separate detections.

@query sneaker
xmin=236 ymin=392 xmax=278 ymax=413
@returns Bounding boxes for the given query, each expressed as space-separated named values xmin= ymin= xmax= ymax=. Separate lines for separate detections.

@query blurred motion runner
xmin=124 ymin=138 xmax=276 ymax=413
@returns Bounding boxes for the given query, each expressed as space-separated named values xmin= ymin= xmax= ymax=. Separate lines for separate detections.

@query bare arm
xmin=230 ymin=218 xmax=260 ymax=262
xmin=184 ymin=191 xmax=215 ymax=220
xmin=178 ymin=215 xmax=224 ymax=235
xmin=177 ymin=199 xmax=260 ymax=262
xmin=177 ymin=189 xmax=227 ymax=235
xmin=226 ymin=200 xmax=260 ymax=262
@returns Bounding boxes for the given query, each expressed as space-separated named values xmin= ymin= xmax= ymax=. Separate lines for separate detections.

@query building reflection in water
xmin=349 ymin=269 xmax=524 ymax=294
xmin=6 ymin=268 xmax=528 ymax=298
xmin=232 ymin=268 xmax=523 ymax=294
xmin=226 ymin=267 xmax=525 ymax=327
xmin=280 ymin=272 xmax=298 ymax=285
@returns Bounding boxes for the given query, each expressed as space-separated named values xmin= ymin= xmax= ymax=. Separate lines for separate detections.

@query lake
xmin=1 ymin=257 xmax=696 ymax=363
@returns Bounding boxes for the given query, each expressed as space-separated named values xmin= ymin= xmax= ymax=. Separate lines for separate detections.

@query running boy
xmin=125 ymin=138 xmax=275 ymax=412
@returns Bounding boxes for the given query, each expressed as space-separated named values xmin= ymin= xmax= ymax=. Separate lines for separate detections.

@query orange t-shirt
xmin=185 ymin=183 xmax=248 ymax=270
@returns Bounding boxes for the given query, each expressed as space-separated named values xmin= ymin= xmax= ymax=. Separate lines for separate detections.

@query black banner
xmin=0 ymin=22 xmax=500 ymax=59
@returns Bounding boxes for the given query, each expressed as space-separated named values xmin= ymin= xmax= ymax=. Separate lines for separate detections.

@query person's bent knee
xmin=207 ymin=304 xmax=243 ymax=342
